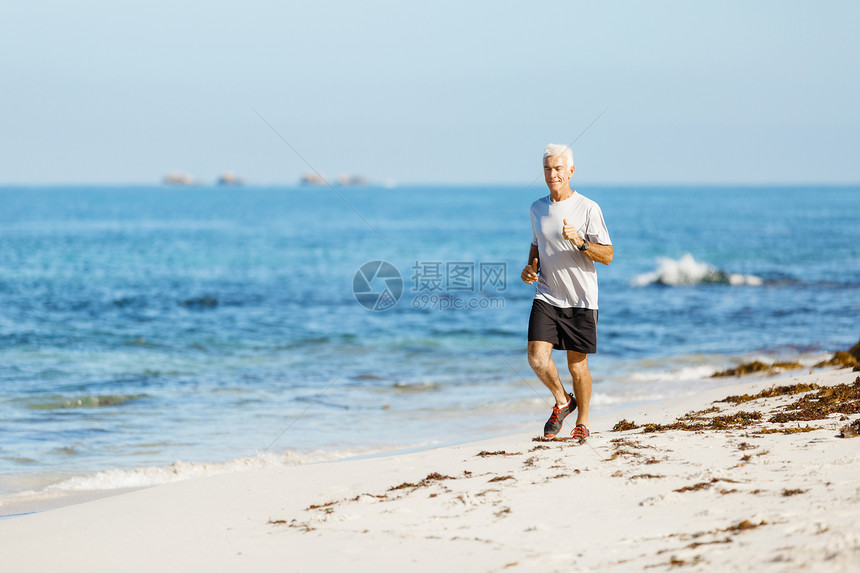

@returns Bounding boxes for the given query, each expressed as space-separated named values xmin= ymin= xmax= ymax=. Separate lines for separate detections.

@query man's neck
xmin=550 ymin=187 xmax=575 ymax=202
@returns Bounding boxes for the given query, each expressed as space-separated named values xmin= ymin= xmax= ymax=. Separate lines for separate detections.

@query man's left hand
xmin=562 ymin=219 xmax=583 ymax=248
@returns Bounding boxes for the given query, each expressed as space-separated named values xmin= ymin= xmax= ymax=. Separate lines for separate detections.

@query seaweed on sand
xmin=814 ymin=351 xmax=859 ymax=370
xmin=712 ymin=361 xmax=803 ymax=378
xmin=719 ymin=383 xmax=820 ymax=404
xmin=759 ymin=425 xmax=822 ymax=434
xmin=767 ymin=378 xmax=860 ymax=423
xmin=639 ymin=410 xmax=763 ymax=433
xmin=612 ymin=419 xmax=639 ymax=432
xmin=840 ymin=418 xmax=860 ymax=438
xmin=388 ymin=472 xmax=454 ymax=491
xmin=674 ymin=478 xmax=740 ymax=493
xmin=613 ymin=377 xmax=859 ymax=434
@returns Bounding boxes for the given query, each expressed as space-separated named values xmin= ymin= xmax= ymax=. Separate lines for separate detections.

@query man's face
xmin=543 ymin=155 xmax=574 ymax=193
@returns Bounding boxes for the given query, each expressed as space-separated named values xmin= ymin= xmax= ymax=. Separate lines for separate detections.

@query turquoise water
xmin=0 ymin=185 xmax=858 ymax=494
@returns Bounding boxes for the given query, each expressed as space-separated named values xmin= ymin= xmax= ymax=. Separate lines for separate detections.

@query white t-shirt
xmin=530 ymin=192 xmax=612 ymax=309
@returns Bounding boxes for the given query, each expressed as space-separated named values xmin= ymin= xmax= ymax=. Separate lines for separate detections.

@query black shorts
xmin=528 ymin=299 xmax=598 ymax=353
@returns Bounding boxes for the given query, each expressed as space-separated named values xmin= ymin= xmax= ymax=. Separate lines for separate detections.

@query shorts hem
xmin=527 ymin=299 xmax=598 ymax=354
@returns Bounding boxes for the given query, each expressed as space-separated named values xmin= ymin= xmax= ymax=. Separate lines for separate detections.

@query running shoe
xmin=570 ymin=424 xmax=590 ymax=444
xmin=543 ymin=393 xmax=576 ymax=438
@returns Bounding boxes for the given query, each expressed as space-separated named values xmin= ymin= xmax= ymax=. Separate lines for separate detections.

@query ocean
xmin=1 ymin=184 xmax=858 ymax=498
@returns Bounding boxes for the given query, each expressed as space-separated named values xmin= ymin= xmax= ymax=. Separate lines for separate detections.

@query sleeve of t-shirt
xmin=585 ymin=204 xmax=612 ymax=245
xmin=530 ymin=208 xmax=538 ymax=247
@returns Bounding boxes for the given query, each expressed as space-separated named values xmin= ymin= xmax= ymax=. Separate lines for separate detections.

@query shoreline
xmin=2 ymin=367 xmax=858 ymax=571
xmin=0 ymin=349 xmax=841 ymax=510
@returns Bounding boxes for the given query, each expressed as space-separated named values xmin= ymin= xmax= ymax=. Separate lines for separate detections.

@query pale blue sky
xmin=1 ymin=1 xmax=858 ymax=185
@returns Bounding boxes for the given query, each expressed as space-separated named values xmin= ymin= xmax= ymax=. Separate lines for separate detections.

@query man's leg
xmin=528 ymin=340 xmax=569 ymax=407
xmin=567 ymin=351 xmax=592 ymax=427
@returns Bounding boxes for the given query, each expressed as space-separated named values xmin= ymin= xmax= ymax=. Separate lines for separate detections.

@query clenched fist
xmin=521 ymin=258 xmax=539 ymax=284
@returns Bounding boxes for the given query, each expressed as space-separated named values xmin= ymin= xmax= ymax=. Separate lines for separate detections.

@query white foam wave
xmin=728 ymin=273 xmax=763 ymax=286
xmin=43 ymin=448 xmax=374 ymax=493
xmin=626 ymin=365 xmax=718 ymax=383
xmin=632 ymin=253 xmax=762 ymax=287
xmin=589 ymin=392 xmax=626 ymax=407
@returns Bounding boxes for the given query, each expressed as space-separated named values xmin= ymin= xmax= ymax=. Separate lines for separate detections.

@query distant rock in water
xmin=632 ymin=253 xmax=763 ymax=287
xmin=217 ymin=172 xmax=245 ymax=186
xmin=180 ymin=295 xmax=218 ymax=309
xmin=162 ymin=172 xmax=194 ymax=186
xmin=336 ymin=174 xmax=368 ymax=186
xmin=300 ymin=172 xmax=327 ymax=185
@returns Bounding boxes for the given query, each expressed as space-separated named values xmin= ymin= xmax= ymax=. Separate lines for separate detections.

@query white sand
xmin=2 ymin=368 xmax=859 ymax=572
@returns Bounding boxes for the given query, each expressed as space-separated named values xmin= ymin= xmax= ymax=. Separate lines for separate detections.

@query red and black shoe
xmin=543 ymin=393 xmax=576 ymax=438
xmin=570 ymin=424 xmax=590 ymax=445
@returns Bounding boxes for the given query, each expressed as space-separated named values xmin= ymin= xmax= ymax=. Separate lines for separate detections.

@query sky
xmin=1 ymin=1 xmax=858 ymax=185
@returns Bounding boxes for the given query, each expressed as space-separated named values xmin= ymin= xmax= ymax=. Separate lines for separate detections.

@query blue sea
xmin=1 ymin=185 xmax=858 ymax=498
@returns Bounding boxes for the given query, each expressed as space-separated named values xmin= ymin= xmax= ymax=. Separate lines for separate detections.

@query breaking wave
xmin=42 ymin=448 xmax=381 ymax=492
xmin=632 ymin=254 xmax=763 ymax=287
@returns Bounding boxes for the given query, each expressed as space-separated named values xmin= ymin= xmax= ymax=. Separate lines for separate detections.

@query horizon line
xmin=1 ymin=180 xmax=859 ymax=189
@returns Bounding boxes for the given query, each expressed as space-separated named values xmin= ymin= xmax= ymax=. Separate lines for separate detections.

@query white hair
xmin=543 ymin=143 xmax=574 ymax=166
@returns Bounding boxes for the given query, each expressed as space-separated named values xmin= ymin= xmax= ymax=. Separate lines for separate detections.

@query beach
xmin=3 ymin=366 xmax=858 ymax=572
xmin=3 ymin=2 xmax=859 ymax=569
xmin=2 ymin=185 xmax=858 ymax=487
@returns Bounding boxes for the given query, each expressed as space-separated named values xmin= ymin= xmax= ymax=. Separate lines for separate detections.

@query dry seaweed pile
xmin=814 ymin=350 xmax=860 ymax=370
xmin=711 ymin=339 xmax=860 ymax=378
xmin=767 ymin=380 xmax=860 ymax=423
xmin=711 ymin=360 xmax=803 ymax=378
xmin=613 ymin=410 xmax=765 ymax=434
xmin=717 ymin=383 xmax=820 ymax=404
xmin=613 ymin=377 xmax=860 ymax=434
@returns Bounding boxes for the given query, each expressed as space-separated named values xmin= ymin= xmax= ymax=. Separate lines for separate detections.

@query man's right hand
xmin=521 ymin=258 xmax=539 ymax=284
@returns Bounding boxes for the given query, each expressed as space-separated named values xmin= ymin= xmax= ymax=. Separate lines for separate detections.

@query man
xmin=521 ymin=143 xmax=613 ymax=444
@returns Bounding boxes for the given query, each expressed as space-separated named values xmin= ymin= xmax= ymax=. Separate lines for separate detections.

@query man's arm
xmin=562 ymin=220 xmax=613 ymax=265
xmin=580 ymin=243 xmax=613 ymax=265
xmin=521 ymin=244 xmax=540 ymax=284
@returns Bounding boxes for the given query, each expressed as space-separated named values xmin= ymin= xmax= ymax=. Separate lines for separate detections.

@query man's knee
xmin=528 ymin=351 xmax=548 ymax=372
xmin=567 ymin=352 xmax=589 ymax=376
xmin=528 ymin=343 xmax=553 ymax=372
